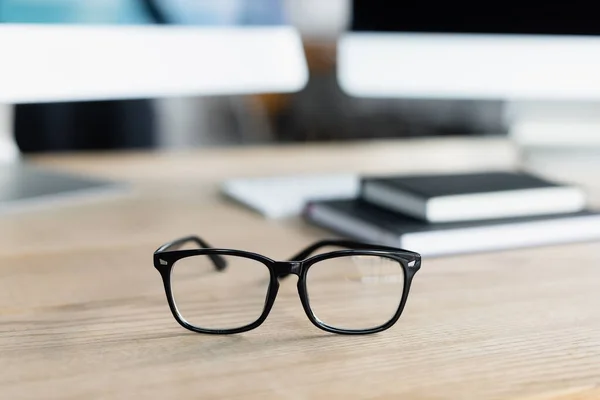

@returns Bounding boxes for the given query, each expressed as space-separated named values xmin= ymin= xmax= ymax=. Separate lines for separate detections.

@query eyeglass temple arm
xmin=289 ymin=239 xmax=419 ymax=261
xmin=155 ymin=235 xmax=227 ymax=271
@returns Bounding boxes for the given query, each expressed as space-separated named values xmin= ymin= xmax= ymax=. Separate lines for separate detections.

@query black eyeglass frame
xmin=154 ymin=236 xmax=421 ymax=335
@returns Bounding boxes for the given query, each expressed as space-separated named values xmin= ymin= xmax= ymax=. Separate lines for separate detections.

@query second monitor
xmin=339 ymin=0 xmax=600 ymax=100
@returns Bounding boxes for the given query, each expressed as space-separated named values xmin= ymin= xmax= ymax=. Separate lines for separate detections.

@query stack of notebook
xmin=304 ymin=171 xmax=600 ymax=257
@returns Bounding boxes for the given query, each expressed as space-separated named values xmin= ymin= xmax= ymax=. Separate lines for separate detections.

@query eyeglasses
xmin=153 ymin=236 xmax=421 ymax=335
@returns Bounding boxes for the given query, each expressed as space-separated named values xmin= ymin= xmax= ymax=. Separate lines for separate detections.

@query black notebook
xmin=361 ymin=172 xmax=586 ymax=223
xmin=305 ymin=199 xmax=600 ymax=257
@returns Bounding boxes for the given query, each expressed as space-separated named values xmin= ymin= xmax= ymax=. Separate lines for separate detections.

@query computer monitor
xmin=0 ymin=2 xmax=308 ymax=213
xmin=338 ymin=0 xmax=600 ymax=160
xmin=339 ymin=0 xmax=600 ymax=100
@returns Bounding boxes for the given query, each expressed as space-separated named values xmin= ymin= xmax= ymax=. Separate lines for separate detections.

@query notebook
xmin=361 ymin=171 xmax=586 ymax=223
xmin=304 ymin=199 xmax=600 ymax=257
xmin=221 ymin=174 xmax=359 ymax=218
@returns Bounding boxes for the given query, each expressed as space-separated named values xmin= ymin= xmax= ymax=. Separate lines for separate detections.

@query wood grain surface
xmin=1 ymin=138 xmax=599 ymax=400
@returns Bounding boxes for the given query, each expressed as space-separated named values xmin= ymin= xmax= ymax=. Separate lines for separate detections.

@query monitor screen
xmin=352 ymin=0 xmax=600 ymax=36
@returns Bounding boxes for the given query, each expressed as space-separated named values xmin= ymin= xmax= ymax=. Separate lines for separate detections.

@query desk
xmin=1 ymin=138 xmax=599 ymax=399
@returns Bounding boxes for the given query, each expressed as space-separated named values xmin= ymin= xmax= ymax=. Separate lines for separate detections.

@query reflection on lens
xmin=306 ymin=255 xmax=405 ymax=330
xmin=171 ymin=255 xmax=271 ymax=330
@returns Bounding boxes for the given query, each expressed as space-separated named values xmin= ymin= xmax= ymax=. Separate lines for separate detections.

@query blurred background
xmin=1 ymin=0 xmax=505 ymax=154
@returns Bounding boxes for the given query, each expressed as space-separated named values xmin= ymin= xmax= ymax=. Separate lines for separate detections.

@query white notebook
xmin=222 ymin=174 xmax=359 ymax=218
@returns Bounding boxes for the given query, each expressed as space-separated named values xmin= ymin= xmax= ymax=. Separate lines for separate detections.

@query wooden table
xmin=1 ymin=138 xmax=599 ymax=400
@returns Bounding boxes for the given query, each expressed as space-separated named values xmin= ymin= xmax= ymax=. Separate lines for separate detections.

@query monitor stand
xmin=0 ymin=104 xmax=126 ymax=215
xmin=0 ymin=104 xmax=19 ymax=163
xmin=506 ymin=100 xmax=600 ymax=171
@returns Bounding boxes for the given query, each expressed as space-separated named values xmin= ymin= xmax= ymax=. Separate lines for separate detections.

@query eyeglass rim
xmin=299 ymin=252 xmax=413 ymax=334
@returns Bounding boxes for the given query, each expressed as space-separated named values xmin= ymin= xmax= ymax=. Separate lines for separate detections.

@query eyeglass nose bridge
xmin=273 ymin=261 xmax=302 ymax=277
